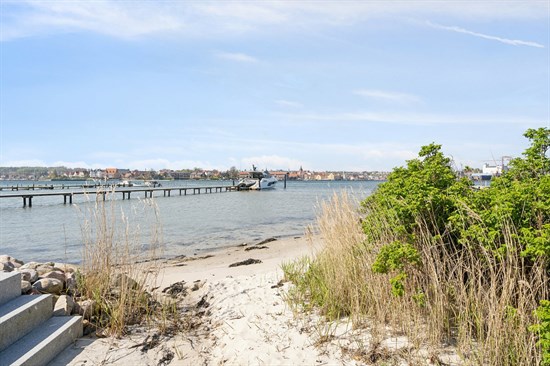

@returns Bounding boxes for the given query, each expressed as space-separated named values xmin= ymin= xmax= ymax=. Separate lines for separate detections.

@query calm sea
xmin=0 ymin=180 xmax=380 ymax=264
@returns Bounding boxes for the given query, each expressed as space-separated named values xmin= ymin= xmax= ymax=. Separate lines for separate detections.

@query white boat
xmin=238 ymin=167 xmax=277 ymax=190
xmin=144 ymin=180 xmax=161 ymax=187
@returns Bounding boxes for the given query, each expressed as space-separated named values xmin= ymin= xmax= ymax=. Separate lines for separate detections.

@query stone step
xmin=0 ymin=294 xmax=53 ymax=352
xmin=0 ymin=272 xmax=21 ymax=307
xmin=0 ymin=315 xmax=82 ymax=366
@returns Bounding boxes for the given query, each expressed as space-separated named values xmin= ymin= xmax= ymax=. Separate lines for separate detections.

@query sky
xmin=0 ymin=0 xmax=549 ymax=172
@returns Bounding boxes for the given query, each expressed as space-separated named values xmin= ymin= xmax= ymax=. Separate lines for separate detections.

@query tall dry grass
xmin=283 ymin=191 xmax=547 ymax=365
xmin=76 ymin=188 xmax=166 ymax=336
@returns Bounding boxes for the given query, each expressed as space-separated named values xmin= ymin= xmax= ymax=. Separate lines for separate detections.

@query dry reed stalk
xmin=285 ymin=191 xmax=547 ymax=365
xmin=77 ymin=188 xmax=165 ymax=336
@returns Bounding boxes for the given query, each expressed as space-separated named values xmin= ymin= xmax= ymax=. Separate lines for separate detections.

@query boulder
xmin=32 ymin=278 xmax=64 ymax=295
xmin=36 ymin=264 xmax=55 ymax=276
xmin=111 ymin=273 xmax=140 ymax=290
xmin=21 ymin=280 xmax=32 ymax=294
xmin=19 ymin=268 xmax=38 ymax=283
xmin=77 ymin=299 xmax=97 ymax=319
xmin=0 ymin=255 xmax=12 ymax=263
xmin=53 ymin=295 xmax=76 ymax=316
xmin=0 ymin=255 xmax=24 ymax=265
xmin=20 ymin=261 xmax=40 ymax=270
xmin=41 ymin=270 xmax=66 ymax=284
xmin=0 ymin=262 xmax=13 ymax=272
xmin=65 ymin=272 xmax=78 ymax=295
xmin=54 ymin=262 xmax=79 ymax=273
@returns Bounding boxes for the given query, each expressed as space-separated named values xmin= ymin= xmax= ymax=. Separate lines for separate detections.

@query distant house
xmin=105 ymin=167 xmax=118 ymax=178
xmin=271 ymin=171 xmax=289 ymax=180
xmin=172 ymin=172 xmax=191 ymax=180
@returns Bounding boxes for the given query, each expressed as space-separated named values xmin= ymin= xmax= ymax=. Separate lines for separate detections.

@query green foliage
xmin=389 ymin=272 xmax=407 ymax=297
xmin=372 ymin=240 xmax=420 ymax=274
xmin=529 ymin=300 xmax=550 ymax=366
xmin=364 ymin=128 xmax=550 ymax=290
xmin=283 ymin=128 xmax=548 ymax=364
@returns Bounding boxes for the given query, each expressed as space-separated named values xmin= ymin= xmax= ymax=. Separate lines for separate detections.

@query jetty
xmin=0 ymin=185 xmax=239 ymax=207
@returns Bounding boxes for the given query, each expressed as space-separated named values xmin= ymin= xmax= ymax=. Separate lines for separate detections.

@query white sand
xmin=50 ymin=236 xmax=461 ymax=366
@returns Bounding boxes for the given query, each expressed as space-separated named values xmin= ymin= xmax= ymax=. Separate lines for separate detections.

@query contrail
xmin=426 ymin=21 xmax=545 ymax=48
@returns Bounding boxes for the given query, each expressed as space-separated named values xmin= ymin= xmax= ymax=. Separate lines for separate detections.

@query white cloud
xmin=426 ymin=21 xmax=545 ymax=48
xmin=1 ymin=159 xmax=47 ymax=167
xmin=2 ymin=0 xmax=181 ymax=41
xmin=354 ymin=89 xmax=421 ymax=103
xmin=2 ymin=1 xmax=547 ymax=41
xmin=215 ymin=52 xmax=258 ymax=63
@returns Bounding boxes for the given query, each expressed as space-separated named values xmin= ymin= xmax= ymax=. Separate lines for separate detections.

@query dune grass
xmin=283 ymin=191 xmax=546 ymax=365
xmin=75 ymin=188 xmax=176 ymax=336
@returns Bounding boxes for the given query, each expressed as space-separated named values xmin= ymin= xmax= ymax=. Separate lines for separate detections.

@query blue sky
xmin=1 ymin=1 xmax=548 ymax=172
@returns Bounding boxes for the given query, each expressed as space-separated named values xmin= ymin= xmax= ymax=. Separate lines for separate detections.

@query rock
xmin=65 ymin=272 xmax=78 ymax=295
xmin=1 ymin=262 xmax=13 ymax=272
xmin=54 ymin=262 xmax=79 ymax=273
xmin=32 ymin=278 xmax=64 ymax=295
xmin=82 ymin=319 xmax=95 ymax=336
xmin=111 ymin=273 xmax=140 ymax=290
xmin=36 ymin=264 xmax=55 ymax=276
xmin=0 ymin=255 xmax=12 ymax=263
xmin=41 ymin=270 xmax=66 ymax=284
xmin=77 ymin=299 xmax=97 ymax=319
xmin=53 ymin=295 xmax=76 ymax=316
xmin=0 ymin=255 xmax=23 ymax=269
xmin=19 ymin=268 xmax=38 ymax=283
xmin=21 ymin=280 xmax=32 ymax=294
xmin=20 ymin=261 xmax=40 ymax=270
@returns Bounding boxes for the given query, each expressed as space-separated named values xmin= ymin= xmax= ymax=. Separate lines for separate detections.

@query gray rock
xmin=77 ymin=299 xmax=97 ymax=319
xmin=32 ymin=278 xmax=64 ymax=295
xmin=65 ymin=272 xmax=78 ymax=295
xmin=1 ymin=262 xmax=13 ymax=272
xmin=0 ymin=255 xmax=11 ymax=263
xmin=54 ymin=262 xmax=79 ymax=273
xmin=19 ymin=261 xmax=41 ymax=270
xmin=53 ymin=295 xmax=75 ymax=316
xmin=41 ymin=270 xmax=66 ymax=284
xmin=21 ymin=280 xmax=32 ymax=294
xmin=36 ymin=264 xmax=55 ymax=276
xmin=111 ymin=273 xmax=140 ymax=290
xmin=19 ymin=268 xmax=39 ymax=283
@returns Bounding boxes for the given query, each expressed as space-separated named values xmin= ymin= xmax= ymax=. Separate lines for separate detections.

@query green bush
xmin=530 ymin=300 xmax=550 ymax=366
xmin=284 ymin=128 xmax=549 ymax=364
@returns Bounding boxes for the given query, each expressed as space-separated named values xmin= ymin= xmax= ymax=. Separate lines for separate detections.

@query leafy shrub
xmin=284 ymin=128 xmax=549 ymax=365
xmin=530 ymin=300 xmax=550 ymax=366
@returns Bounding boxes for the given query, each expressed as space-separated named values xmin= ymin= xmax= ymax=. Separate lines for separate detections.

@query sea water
xmin=0 ymin=180 xmax=380 ymax=263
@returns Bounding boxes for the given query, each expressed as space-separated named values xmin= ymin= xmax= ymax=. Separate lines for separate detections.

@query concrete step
xmin=0 ymin=315 xmax=82 ymax=366
xmin=0 ymin=294 xmax=53 ymax=352
xmin=0 ymin=272 xmax=21 ymax=307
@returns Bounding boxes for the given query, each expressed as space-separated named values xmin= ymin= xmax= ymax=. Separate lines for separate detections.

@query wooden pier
xmin=0 ymin=185 xmax=238 ymax=207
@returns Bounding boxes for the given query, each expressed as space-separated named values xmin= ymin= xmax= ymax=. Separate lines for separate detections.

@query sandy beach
xmin=48 ymin=235 xmax=461 ymax=366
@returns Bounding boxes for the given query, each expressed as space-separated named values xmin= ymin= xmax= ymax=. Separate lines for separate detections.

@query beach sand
xmin=49 ymin=235 xmax=461 ymax=366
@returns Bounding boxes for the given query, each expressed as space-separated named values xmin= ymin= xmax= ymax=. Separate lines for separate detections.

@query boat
xmin=237 ymin=166 xmax=277 ymax=190
xmin=116 ymin=180 xmax=134 ymax=187
xmin=144 ymin=180 xmax=161 ymax=187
